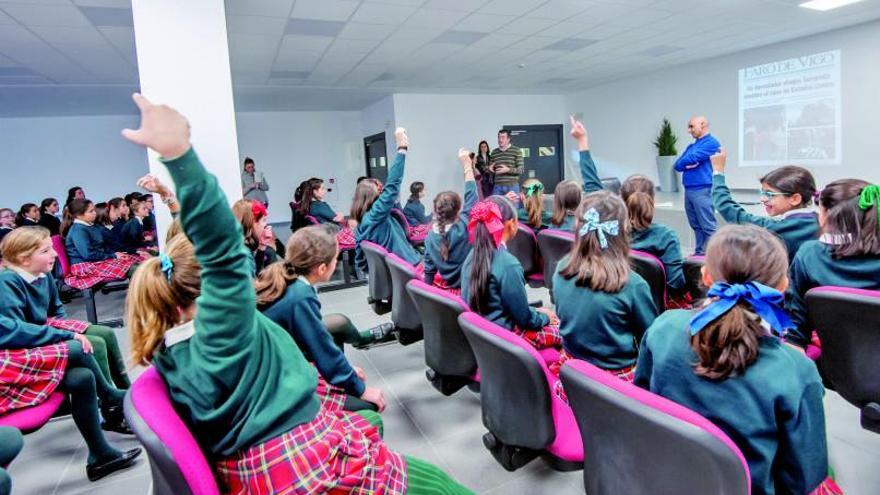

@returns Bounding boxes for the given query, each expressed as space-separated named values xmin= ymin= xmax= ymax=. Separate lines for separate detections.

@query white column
xmin=130 ymin=0 xmax=241 ymax=245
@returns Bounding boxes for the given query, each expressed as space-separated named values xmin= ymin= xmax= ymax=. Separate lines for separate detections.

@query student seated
xmin=423 ymin=148 xmax=478 ymax=294
xmin=511 ymin=178 xmax=552 ymax=231
xmin=551 ymin=191 xmax=657 ymax=382
xmin=0 ymin=227 xmax=131 ymax=389
xmin=120 ymin=199 xmax=153 ymax=253
xmin=37 ymin=198 xmax=61 ymax=236
xmin=0 ymin=426 xmax=22 ymax=495
xmin=123 ymin=94 xmax=471 ymax=495
xmin=0 ymin=208 xmax=14 ymax=245
xmin=786 ymin=179 xmax=880 ymax=350
xmin=548 ymin=116 xmax=606 ymax=231
xmin=635 ymin=224 xmax=842 ymax=495
xmin=232 ymin=198 xmax=278 ymax=276
xmin=404 ymin=181 xmax=433 ymax=226
xmin=461 ymin=196 xmax=561 ymax=350
xmin=62 ymin=199 xmax=137 ymax=290
xmin=297 ymin=177 xmax=355 ymax=247
xmin=15 ymin=203 xmax=40 ymax=228
xmin=711 ymin=149 xmax=819 ymax=261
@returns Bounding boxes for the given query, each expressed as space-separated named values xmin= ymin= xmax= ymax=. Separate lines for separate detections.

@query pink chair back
xmin=0 ymin=391 xmax=66 ymax=434
xmin=51 ymin=235 xmax=71 ymax=278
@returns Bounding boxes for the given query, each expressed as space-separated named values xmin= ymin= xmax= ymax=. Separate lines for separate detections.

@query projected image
xmin=789 ymin=128 xmax=835 ymax=160
xmin=743 ymin=105 xmax=786 ymax=161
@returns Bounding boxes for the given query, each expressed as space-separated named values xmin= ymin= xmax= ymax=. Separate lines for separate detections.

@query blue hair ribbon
xmin=688 ymin=282 xmax=792 ymax=336
xmin=577 ymin=207 xmax=619 ymax=249
xmin=159 ymin=253 xmax=174 ymax=283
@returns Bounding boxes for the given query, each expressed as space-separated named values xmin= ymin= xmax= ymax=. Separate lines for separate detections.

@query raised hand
xmin=137 ymin=174 xmax=173 ymax=198
xmin=458 ymin=148 xmax=473 ymax=165
xmin=394 ymin=127 xmax=408 ymax=149
xmin=122 ymin=93 xmax=191 ymax=158
xmin=710 ymin=148 xmax=726 ymax=172
xmin=569 ymin=115 xmax=589 ymax=151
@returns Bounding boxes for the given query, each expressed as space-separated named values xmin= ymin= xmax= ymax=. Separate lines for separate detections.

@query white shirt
xmin=163 ymin=320 xmax=195 ymax=348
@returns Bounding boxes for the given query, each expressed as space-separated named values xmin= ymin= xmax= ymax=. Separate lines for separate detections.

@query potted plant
xmin=654 ymin=118 xmax=679 ymax=193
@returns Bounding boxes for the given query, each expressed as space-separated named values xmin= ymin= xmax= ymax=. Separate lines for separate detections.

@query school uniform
xmin=309 ymin=200 xmax=355 ymax=247
xmin=553 ymin=258 xmax=657 ymax=371
xmin=0 ymin=227 xmax=12 ymax=244
xmin=713 ymin=174 xmax=819 ymax=261
xmin=635 ymin=309 xmax=833 ymax=495
xmin=403 ymin=198 xmax=432 ymax=226
xmin=785 ymin=239 xmax=880 ymax=348
xmin=38 ymin=213 xmax=61 ymax=236
xmin=99 ymin=224 xmax=125 ymax=253
xmin=19 ymin=218 xmax=39 ymax=227
xmin=423 ymin=180 xmax=478 ymax=290
xmin=354 ymin=152 xmax=421 ymax=271
xmin=64 ymin=221 xmax=135 ymax=290
xmin=120 ymin=217 xmax=148 ymax=253
xmin=550 ymin=150 xmax=604 ymax=232
xmin=154 ymin=148 xmax=409 ymax=494
xmin=0 ymin=426 xmax=23 ymax=495
xmin=630 ymin=224 xmax=686 ymax=292
xmin=516 ymin=207 xmax=553 ymax=231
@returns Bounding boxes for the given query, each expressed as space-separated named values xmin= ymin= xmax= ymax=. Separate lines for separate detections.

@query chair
xmin=406 ymin=280 xmax=477 ymax=395
xmin=683 ymin=255 xmax=707 ymax=300
xmin=560 ymin=359 xmax=751 ymax=495
xmin=458 ymin=312 xmax=582 ymax=472
xmin=52 ymin=235 xmax=126 ymax=327
xmin=385 ymin=253 xmax=423 ymax=345
xmin=360 ymin=241 xmax=393 ymax=315
xmin=629 ymin=249 xmax=667 ymax=314
xmin=124 ymin=367 xmax=220 ymax=495
xmin=507 ymin=224 xmax=544 ymax=288
xmin=296 ymin=213 xmax=363 ymax=290
xmin=0 ymin=392 xmax=66 ymax=434
xmin=390 ymin=208 xmax=428 ymax=246
xmin=806 ymin=286 xmax=880 ymax=433
xmin=536 ymin=229 xmax=574 ymax=300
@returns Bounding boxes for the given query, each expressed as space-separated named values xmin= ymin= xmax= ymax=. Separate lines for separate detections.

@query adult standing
xmin=489 ymin=129 xmax=524 ymax=196
xmin=241 ymin=156 xmax=270 ymax=207
xmin=674 ymin=116 xmax=720 ymax=255
xmin=474 ymin=140 xmax=494 ymax=199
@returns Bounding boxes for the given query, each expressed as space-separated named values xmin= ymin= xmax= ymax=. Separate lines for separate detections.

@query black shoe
xmin=354 ymin=322 xmax=396 ymax=349
xmin=101 ymin=405 xmax=133 ymax=435
xmin=87 ymin=448 xmax=142 ymax=482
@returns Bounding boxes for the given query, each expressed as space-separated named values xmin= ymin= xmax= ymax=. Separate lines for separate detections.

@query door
xmin=502 ymin=124 xmax=564 ymax=191
xmin=364 ymin=132 xmax=388 ymax=183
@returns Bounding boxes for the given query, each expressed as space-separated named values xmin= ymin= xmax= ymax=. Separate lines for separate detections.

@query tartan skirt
xmin=550 ymin=350 xmax=636 ymax=403
xmin=337 ymin=227 xmax=356 ymax=251
xmin=214 ymin=401 xmax=407 ymax=495
xmin=46 ymin=317 xmax=89 ymax=334
xmin=65 ymin=257 xmax=137 ymax=290
xmin=513 ymin=324 xmax=562 ymax=350
xmin=432 ymin=274 xmax=461 ymax=297
xmin=811 ymin=476 xmax=843 ymax=495
xmin=408 ymin=224 xmax=430 ymax=243
xmin=0 ymin=343 xmax=69 ymax=415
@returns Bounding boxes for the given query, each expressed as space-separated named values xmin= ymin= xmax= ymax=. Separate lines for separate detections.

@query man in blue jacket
xmin=675 ymin=116 xmax=720 ymax=255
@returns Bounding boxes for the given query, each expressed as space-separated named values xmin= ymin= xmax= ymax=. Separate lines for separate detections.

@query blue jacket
xmin=403 ymin=198 xmax=432 ymax=226
xmin=674 ymin=134 xmax=720 ymax=189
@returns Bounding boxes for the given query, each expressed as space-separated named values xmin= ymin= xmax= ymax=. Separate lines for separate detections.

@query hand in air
xmin=569 ymin=115 xmax=589 ymax=150
xmin=710 ymin=148 xmax=726 ymax=173
xmin=122 ymin=93 xmax=191 ymax=158
xmin=394 ymin=127 xmax=408 ymax=149
xmin=458 ymin=148 xmax=473 ymax=166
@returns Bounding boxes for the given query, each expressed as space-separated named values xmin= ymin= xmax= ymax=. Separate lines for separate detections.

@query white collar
xmin=820 ymin=233 xmax=850 ymax=245
xmin=779 ymin=207 xmax=815 ymax=220
xmin=164 ymin=320 xmax=195 ymax=347
xmin=8 ymin=265 xmax=45 ymax=283
xmin=74 ymin=219 xmax=92 ymax=226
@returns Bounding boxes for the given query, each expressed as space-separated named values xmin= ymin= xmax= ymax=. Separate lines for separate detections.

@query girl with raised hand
xmin=551 ymin=191 xmax=657 ymax=382
xmin=423 ymin=149 xmax=479 ymax=294
xmin=635 ymin=224 xmax=842 ymax=495
xmin=786 ymin=180 xmax=880 ymax=350
xmin=123 ymin=94 xmax=472 ymax=495
xmin=549 ymin=116 xmax=606 ymax=232
xmin=711 ymin=149 xmax=819 ymax=261
xmin=352 ymin=128 xmax=422 ymax=271
xmin=62 ymin=198 xmax=137 ymax=290
xmin=461 ymin=196 xmax=561 ymax=350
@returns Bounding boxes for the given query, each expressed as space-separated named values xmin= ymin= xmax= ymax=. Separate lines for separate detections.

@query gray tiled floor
xmin=7 ymin=284 xmax=880 ymax=494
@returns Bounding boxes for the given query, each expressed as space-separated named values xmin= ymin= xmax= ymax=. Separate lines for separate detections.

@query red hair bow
xmin=250 ymin=200 xmax=268 ymax=220
xmin=468 ymin=201 xmax=505 ymax=246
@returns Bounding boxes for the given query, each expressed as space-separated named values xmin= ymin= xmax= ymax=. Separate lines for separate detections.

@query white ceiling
xmin=1 ymin=0 xmax=879 ymax=116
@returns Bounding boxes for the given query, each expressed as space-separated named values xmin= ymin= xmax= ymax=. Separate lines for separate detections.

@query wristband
xmin=397 ymin=146 xmax=408 ymax=151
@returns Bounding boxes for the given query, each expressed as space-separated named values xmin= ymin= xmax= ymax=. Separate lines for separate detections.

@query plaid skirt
xmin=432 ymin=274 xmax=461 ymax=296
xmin=513 ymin=324 xmax=562 ymax=350
xmin=0 ymin=343 xmax=69 ymax=415
xmin=550 ymin=350 xmax=636 ymax=403
xmin=214 ymin=401 xmax=407 ymax=495
xmin=811 ymin=476 xmax=843 ymax=495
xmin=65 ymin=257 xmax=136 ymax=290
xmin=337 ymin=227 xmax=356 ymax=251
xmin=665 ymin=291 xmax=694 ymax=310
xmin=46 ymin=317 xmax=89 ymax=334
xmin=408 ymin=224 xmax=430 ymax=243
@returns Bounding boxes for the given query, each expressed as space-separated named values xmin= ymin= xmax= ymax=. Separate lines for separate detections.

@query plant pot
xmin=656 ymin=155 xmax=679 ymax=193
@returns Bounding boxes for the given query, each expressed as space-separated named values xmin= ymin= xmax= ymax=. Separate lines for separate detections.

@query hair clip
xmin=159 ymin=253 xmax=174 ymax=283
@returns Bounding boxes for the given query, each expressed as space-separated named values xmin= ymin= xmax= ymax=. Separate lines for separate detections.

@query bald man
xmin=674 ymin=116 xmax=720 ymax=255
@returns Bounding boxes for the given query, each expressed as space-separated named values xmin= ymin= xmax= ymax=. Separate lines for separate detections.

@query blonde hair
xmin=0 ymin=226 xmax=50 ymax=266
xmin=521 ymin=178 xmax=544 ymax=229
xmin=127 ymin=235 xmax=201 ymax=366
xmin=255 ymin=225 xmax=337 ymax=305
xmin=232 ymin=199 xmax=260 ymax=251
xmin=165 ymin=218 xmax=184 ymax=243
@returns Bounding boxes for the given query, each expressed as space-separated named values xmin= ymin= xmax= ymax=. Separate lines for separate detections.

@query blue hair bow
xmin=160 ymin=253 xmax=174 ymax=283
xmin=578 ymin=207 xmax=619 ymax=249
xmin=688 ymin=282 xmax=792 ymax=336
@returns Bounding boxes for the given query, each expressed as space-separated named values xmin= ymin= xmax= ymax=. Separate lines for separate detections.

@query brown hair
xmin=760 ymin=165 xmax=816 ymax=208
xmin=350 ymin=180 xmax=380 ymax=222
xmin=15 ymin=203 xmax=39 ymax=226
xmin=108 ymin=197 xmax=127 ymax=222
xmin=127 ymin=234 xmax=202 ymax=365
xmin=551 ymin=181 xmax=582 ymax=227
xmin=468 ymin=196 xmax=517 ymax=314
xmin=433 ymin=191 xmax=462 ymax=261
xmin=409 ymin=181 xmax=425 ymax=203
xmin=818 ymin=179 xmax=880 ymax=258
xmin=691 ymin=224 xmax=789 ymax=380
xmin=521 ymin=178 xmax=544 ymax=229
xmin=620 ymin=175 xmax=656 ymax=230
xmin=0 ymin=226 xmax=50 ymax=265
xmin=559 ymin=191 xmax=630 ymax=292
xmin=255 ymin=225 xmax=337 ymax=305
xmin=61 ymin=199 xmax=93 ymax=237
xmin=232 ymin=199 xmax=260 ymax=251
xmin=297 ymin=178 xmax=323 ymax=217
xmin=165 ymin=218 xmax=184 ymax=243
xmin=94 ymin=202 xmax=111 ymax=226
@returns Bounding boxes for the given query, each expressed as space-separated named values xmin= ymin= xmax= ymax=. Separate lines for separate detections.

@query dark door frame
xmin=363 ymin=132 xmax=387 ymax=179
xmin=502 ymin=124 xmax=565 ymax=188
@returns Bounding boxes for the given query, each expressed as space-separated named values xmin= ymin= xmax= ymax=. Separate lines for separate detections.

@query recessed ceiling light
xmin=798 ymin=0 xmax=864 ymax=12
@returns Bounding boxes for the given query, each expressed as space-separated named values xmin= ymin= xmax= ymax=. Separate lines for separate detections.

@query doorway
xmin=502 ymin=124 xmax=564 ymax=191
xmin=364 ymin=132 xmax=388 ymax=183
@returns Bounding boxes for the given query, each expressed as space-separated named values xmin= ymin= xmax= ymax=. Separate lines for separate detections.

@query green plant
xmin=653 ymin=118 xmax=678 ymax=156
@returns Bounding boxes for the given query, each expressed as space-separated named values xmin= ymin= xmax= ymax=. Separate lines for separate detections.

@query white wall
xmin=0 ymin=114 xmax=148 ymax=210
xmin=360 ymin=95 xmax=396 ymax=160
xmin=392 ymin=93 xmax=569 ymax=200
xmin=566 ymin=20 xmax=880 ymax=190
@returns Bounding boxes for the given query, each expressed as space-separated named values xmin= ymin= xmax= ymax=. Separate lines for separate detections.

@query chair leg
xmin=85 ymin=289 xmax=98 ymax=324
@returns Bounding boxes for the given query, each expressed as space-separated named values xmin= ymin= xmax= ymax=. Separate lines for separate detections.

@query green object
xmin=524 ymin=182 xmax=543 ymax=197
xmin=859 ymin=184 xmax=880 ymax=226
xmin=405 ymin=456 xmax=475 ymax=495
xmin=653 ymin=118 xmax=678 ymax=157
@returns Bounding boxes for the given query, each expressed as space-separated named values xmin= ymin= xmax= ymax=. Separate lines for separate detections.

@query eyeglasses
xmin=758 ymin=189 xmax=792 ymax=200
xmin=0 ymin=213 xmax=13 ymax=219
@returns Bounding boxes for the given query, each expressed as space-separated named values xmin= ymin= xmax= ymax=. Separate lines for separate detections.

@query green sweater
xmin=152 ymin=148 xmax=319 ymax=457
xmin=630 ymin=224 xmax=686 ymax=291
xmin=489 ymin=146 xmax=524 ymax=186
xmin=553 ymin=258 xmax=657 ymax=369
xmin=0 ymin=269 xmax=67 ymax=326
xmin=635 ymin=310 xmax=829 ymax=495
xmin=785 ymin=240 xmax=880 ymax=347
xmin=550 ymin=150 xmax=607 ymax=231
xmin=712 ymin=174 xmax=819 ymax=261
xmin=517 ymin=207 xmax=553 ymax=231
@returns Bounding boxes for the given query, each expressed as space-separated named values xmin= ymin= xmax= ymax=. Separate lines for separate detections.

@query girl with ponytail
xmin=511 ymin=178 xmax=551 ymax=230
xmin=423 ymin=148 xmax=479 ymax=294
xmin=635 ymin=224 xmax=841 ymax=495
xmin=548 ymin=115 xmax=606 ymax=231
xmin=461 ymin=196 xmax=561 ymax=350
xmin=786 ymin=179 xmax=880 ymax=349
xmin=295 ymin=177 xmax=357 ymax=248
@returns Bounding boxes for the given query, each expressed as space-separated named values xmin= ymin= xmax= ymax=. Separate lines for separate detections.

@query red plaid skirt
xmin=65 ymin=257 xmax=136 ymax=290
xmin=337 ymin=227 xmax=356 ymax=251
xmin=811 ymin=476 xmax=843 ymax=495
xmin=665 ymin=291 xmax=694 ymax=310
xmin=214 ymin=401 xmax=407 ymax=495
xmin=408 ymin=224 xmax=430 ymax=242
xmin=314 ymin=373 xmax=346 ymax=414
xmin=46 ymin=317 xmax=89 ymax=334
xmin=0 ymin=343 xmax=69 ymax=415
xmin=514 ymin=324 xmax=562 ymax=350
xmin=432 ymin=274 xmax=461 ymax=296
xmin=550 ymin=350 xmax=635 ymax=403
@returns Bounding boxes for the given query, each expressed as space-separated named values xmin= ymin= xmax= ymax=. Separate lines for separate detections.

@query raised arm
xmin=459 ymin=148 xmax=478 ymax=220
xmin=363 ymin=128 xmax=408 ymax=225
xmin=122 ymin=93 xmax=256 ymax=357
xmin=711 ymin=149 xmax=770 ymax=227
xmin=570 ymin=116 xmax=602 ymax=193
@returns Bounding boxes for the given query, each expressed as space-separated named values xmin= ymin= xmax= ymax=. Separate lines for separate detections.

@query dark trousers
xmin=684 ymin=186 xmax=716 ymax=255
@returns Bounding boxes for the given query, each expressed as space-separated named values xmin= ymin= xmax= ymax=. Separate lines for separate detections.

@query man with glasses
xmin=674 ymin=116 xmax=721 ymax=255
